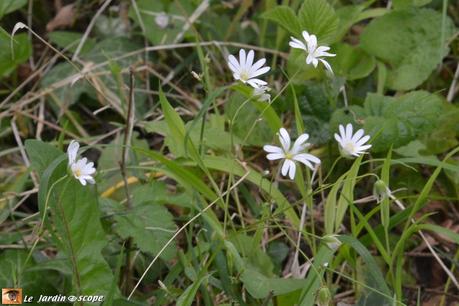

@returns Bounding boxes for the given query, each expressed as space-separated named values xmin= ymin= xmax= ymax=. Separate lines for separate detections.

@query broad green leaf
xmin=262 ymin=6 xmax=302 ymax=36
xmin=0 ymin=32 xmax=31 ymax=77
xmin=327 ymin=43 xmax=376 ymax=80
xmin=335 ymin=5 xmax=365 ymax=41
xmin=41 ymin=37 xmax=142 ymax=107
xmin=0 ymin=0 xmax=27 ymax=19
xmin=31 ymin=140 xmax=116 ymax=298
xmin=25 ymin=140 xmax=63 ymax=177
xmin=46 ymin=176 xmax=115 ymax=297
xmin=48 ymin=31 xmax=96 ymax=54
xmin=422 ymin=105 xmax=459 ymax=154
xmin=230 ymin=233 xmax=274 ymax=275
xmin=297 ymin=81 xmax=336 ymax=144
xmin=113 ymin=183 xmax=177 ymax=260
xmin=225 ymin=92 xmax=272 ymax=146
xmin=360 ymin=8 xmax=455 ymax=90
xmin=159 ymin=88 xmax=189 ymax=155
xmin=392 ymin=0 xmax=431 ymax=10
xmin=240 ymin=266 xmax=307 ymax=299
xmin=0 ymin=250 xmax=60 ymax=296
xmin=231 ymin=83 xmax=282 ymax=133
xmin=298 ymin=0 xmax=339 ymax=44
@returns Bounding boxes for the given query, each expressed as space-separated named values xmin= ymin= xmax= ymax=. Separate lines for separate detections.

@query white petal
xmin=338 ymin=124 xmax=346 ymax=139
xmin=306 ymin=54 xmax=315 ymax=65
xmin=356 ymin=135 xmax=371 ymax=146
xmin=293 ymin=153 xmax=321 ymax=167
xmin=84 ymin=176 xmax=95 ymax=184
xmin=246 ymin=79 xmax=267 ymax=88
xmin=227 ymin=58 xmax=239 ymax=73
xmin=250 ymin=58 xmax=267 ymax=73
xmin=293 ymin=154 xmax=313 ymax=170
xmin=267 ymin=153 xmax=285 ymax=160
xmin=346 ymin=124 xmax=353 ymax=140
xmin=278 ymin=128 xmax=291 ymax=152
xmin=302 ymin=31 xmax=310 ymax=42
xmin=79 ymin=177 xmax=87 ymax=186
xmin=78 ymin=157 xmax=88 ymax=168
xmin=291 ymin=133 xmax=310 ymax=154
xmin=358 ymin=144 xmax=372 ymax=151
xmin=319 ymin=58 xmax=333 ymax=74
xmin=263 ymin=145 xmax=283 ymax=153
xmin=67 ymin=140 xmax=79 ymax=165
xmin=239 ymin=49 xmax=246 ymax=69
xmin=289 ymin=37 xmax=307 ymax=50
xmin=351 ymin=129 xmax=365 ymax=143
xmin=249 ymin=66 xmax=270 ymax=78
xmin=281 ymin=159 xmax=291 ymax=177
xmin=246 ymin=50 xmax=254 ymax=67
xmin=334 ymin=133 xmax=342 ymax=144
xmin=83 ymin=166 xmax=96 ymax=175
xmin=308 ymin=35 xmax=318 ymax=53
xmin=316 ymin=46 xmax=330 ymax=53
xmin=312 ymin=58 xmax=319 ymax=68
xmin=288 ymin=161 xmax=296 ymax=180
xmin=319 ymin=51 xmax=336 ymax=58
xmin=289 ymin=41 xmax=307 ymax=50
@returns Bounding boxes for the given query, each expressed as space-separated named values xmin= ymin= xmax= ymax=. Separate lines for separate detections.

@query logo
xmin=2 ymin=288 xmax=22 ymax=304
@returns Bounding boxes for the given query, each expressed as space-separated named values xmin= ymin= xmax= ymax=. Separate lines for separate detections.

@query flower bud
xmin=322 ymin=234 xmax=342 ymax=252
xmin=155 ymin=12 xmax=169 ymax=29
xmin=373 ymin=180 xmax=390 ymax=203
xmin=316 ymin=286 xmax=332 ymax=306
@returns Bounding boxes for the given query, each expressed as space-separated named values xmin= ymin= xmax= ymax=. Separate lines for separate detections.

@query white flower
xmin=70 ymin=158 xmax=96 ymax=186
xmin=67 ymin=140 xmax=96 ymax=186
xmin=263 ymin=128 xmax=321 ymax=180
xmin=252 ymin=86 xmax=271 ymax=102
xmin=289 ymin=30 xmax=336 ymax=74
xmin=334 ymin=123 xmax=372 ymax=158
xmin=155 ymin=12 xmax=169 ymax=29
xmin=227 ymin=49 xmax=270 ymax=88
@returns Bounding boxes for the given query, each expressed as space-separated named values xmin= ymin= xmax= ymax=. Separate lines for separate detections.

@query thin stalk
xmin=120 ymin=67 xmax=135 ymax=295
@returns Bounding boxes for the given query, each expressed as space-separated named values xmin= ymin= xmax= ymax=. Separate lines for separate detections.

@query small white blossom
xmin=263 ymin=128 xmax=321 ymax=180
xmin=155 ymin=12 xmax=169 ymax=29
xmin=289 ymin=31 xmax=335 ymax=74
xmin=227 ymin=49 xmax=270 ymax=88
xmin=252 ymin=86 xmax=271 ymax=102
xmin=334 ymin=123 xmax=372 ymax=158
xmin=67 ymin=140 xmax=96 ymax=186
xmin=70 ymin=158 xmax=96 ymax=186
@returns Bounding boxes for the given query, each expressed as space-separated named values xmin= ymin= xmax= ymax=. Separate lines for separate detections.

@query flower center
xmin=343 ymin=142 xmax=355 ymax=154
xmin=240 ymin=70 xmax=250 ymax=81
xmin=285 ymin=152 xmax=293 ymax=160
xmin=74 ymin=168 xmax=81 ymax=177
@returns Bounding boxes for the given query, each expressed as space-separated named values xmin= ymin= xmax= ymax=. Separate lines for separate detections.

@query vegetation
xmin=1 ymin=0 xmax=459 ymax=305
